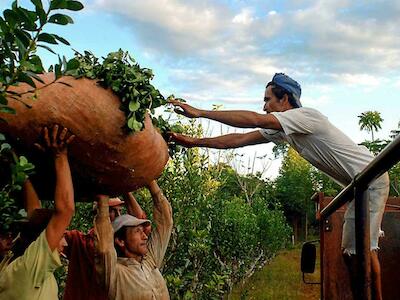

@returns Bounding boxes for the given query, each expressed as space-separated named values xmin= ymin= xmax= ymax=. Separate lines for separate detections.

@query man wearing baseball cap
xmin=168 ymin=73 xmax=389 ymax=300
xmin=62 ymin=194 xmax=150 ymax=300
xmin=94 ymin=180 xmax=172 ymax=300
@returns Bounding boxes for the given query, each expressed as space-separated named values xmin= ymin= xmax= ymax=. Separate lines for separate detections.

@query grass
xmin=228 ymin=245 xmax=320 ymax=300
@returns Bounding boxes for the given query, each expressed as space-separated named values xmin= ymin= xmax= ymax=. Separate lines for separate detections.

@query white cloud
xmin=232 ymin=8 xmax=254 ymax=25
xmin=89 ymin=0 xmax=400 ymax=98
xmin=302 ymin=95 xmax=331 ymax=107
xmin=333 ymin=73 xmax=381 ymax=87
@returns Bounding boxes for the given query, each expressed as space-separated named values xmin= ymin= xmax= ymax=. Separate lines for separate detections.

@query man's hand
xmin=168 ymin=132 xmax=198 ymax=148
xmin=169 ymin=99 xmax=202 ymax=118
xmin=34 ymin=125 xmax=75 ymax=157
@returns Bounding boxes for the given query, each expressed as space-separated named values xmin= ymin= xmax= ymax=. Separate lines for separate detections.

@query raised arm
xmin=93 ymin=195 xmax=116 ymax=295
xmin=170 ymin=130 xmax=268 ymax=149
xmin=94 ymin=195 xmax=114 ymax=255
xmin=146 ymin=180 xmax=172 ymax=267
xmin=170 ymin=100 xmax=282 ymax=130
xmin=124 ymin=192 xmax=147 ymax=219
xmin=35 ymin=125 xmax=75 ymax=251
xmin=148 ymin=181 xmax=172 ymax=229
xmin=22 ymin=179 xmax=41 ymax=219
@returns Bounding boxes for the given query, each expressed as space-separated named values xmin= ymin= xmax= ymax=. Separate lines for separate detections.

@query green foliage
xmin=0 ymin=0 xmax=84 ymax=120
xmin=274 ymin=148 xmax=314 ymax=216
xmin=360 ymin=139 xmax=390 ymax=155
xmin=311 ymin=169 xmax=341 ymax=197
xmin=0 ymin=135 xmax=33 ymax=232
xmin=358 ymin=117 xmax=400 ymax=196
xmin=69 ymin=49 xmax=182 ymax=134
xmin=149 ymin=122 xmax=291 ymax=298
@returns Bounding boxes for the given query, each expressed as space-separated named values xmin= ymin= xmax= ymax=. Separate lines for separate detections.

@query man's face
xmin=0 ymin=233 xmax=13 ymax=255
xmin=109 ymin=205 xmax=123 ymax=222
xmin=123 ymin=225 xmax=148 ymax=257
xmin=263 ymin=85 xmax=286 ymax=113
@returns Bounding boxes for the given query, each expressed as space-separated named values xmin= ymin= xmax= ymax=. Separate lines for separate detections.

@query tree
xmin=274 ymin=148 xmax=315 ymax=241
xmin=358 ymin=111 xmax=383 ymax=141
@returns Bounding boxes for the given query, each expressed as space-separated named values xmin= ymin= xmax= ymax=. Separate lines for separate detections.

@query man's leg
xmin=368 ymin=174 xmax=389 ymax=300
xmin=343 ymin=253 xmax=358 ymax=298
xmin=371 ymin=251 xmax=382 ymax=300
xmin=342 ymin=173 xmax=389 ymax=299
xmin=343 ymin=251 xmax=382 ymax=300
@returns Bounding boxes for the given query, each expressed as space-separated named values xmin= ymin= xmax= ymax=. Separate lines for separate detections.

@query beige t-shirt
xmin=95 ymin=192 xmax=173 ymax=300
xmin=0 ymin=230 xmax=62 ymax=300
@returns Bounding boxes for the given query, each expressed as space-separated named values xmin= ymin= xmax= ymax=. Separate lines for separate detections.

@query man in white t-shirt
xmin=169 ymin=73 xmax=389 ymax=300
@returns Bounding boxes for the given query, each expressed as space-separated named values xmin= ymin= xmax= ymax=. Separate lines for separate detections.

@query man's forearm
xmin=54 ymin=155 xmax=74 ymax=215
xmin=192 ymin=131 xmax=268 ymax=149
xmin=124 ymin=192 xmax=146 ymax=218
xmin=195 ymin=133 xmax=252 ymax=149
xmin=199 ymin=110 xmax=271 ymax=128
xmin=94 ymin=195 xmax=114 ymax=254
xmin=23 ymin=179 xmax=41 ymax=218
xmin=148 ymin=182 xmax=172 ymax=228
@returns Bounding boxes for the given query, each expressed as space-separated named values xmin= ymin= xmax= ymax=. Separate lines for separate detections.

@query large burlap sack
xmin=0 ymin=73 xmax=169 ymax=199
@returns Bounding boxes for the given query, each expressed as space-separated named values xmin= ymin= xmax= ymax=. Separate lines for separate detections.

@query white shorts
xmin=341 ymin=172 xmax=390 ymax=255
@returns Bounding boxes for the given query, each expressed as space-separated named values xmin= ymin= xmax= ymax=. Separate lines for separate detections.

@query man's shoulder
xmin=286 ymin=106 xmax=321 ymax=114
xmin=280 ymin=107 xmax=326 ymax=120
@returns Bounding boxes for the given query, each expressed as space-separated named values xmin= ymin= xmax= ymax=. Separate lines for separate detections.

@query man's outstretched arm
xmin=170 ymin=100 xmax=282 ymax=130
xmin=170 ymin=130 xmax=268 ymax=149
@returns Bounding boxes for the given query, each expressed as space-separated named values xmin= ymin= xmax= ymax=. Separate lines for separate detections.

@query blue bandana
xmin=271 ymin=73 xmax=302 ymax=107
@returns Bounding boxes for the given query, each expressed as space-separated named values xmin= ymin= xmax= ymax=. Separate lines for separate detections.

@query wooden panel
xmin=319 ymin=196 xmax=400 ymax=300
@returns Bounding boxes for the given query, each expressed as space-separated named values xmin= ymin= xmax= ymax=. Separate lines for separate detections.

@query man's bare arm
xmin=170 ymin=100 xmax=282 ymax=130
xmin=36 ymin=125 xmax=75 ymax=251
xmin=22 ymin=179 xmax=41 ymax=219
xmin=124 ymin=192 xmax=147 ymax=219
xmin=148 ymin=181 xmax=172 ymax=229
xmin=170 ymin=130 xmax=268 ymax=149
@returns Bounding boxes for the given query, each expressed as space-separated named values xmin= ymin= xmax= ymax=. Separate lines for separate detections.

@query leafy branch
xmin=0 ymin=0 xmax=83 ymax=120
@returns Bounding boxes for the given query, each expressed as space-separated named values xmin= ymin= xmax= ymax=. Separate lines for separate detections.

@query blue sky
xmin=2 ymin=0 xmax=399 ymax=177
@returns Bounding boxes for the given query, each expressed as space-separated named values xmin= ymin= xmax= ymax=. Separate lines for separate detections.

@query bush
xmin=152 ymin=123 xmax=291 ymax=298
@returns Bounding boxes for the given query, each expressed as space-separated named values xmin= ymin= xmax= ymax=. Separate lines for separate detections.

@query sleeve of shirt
xmin=271 ymin=108 xmax=319 ymax=135
xmin=94 ymin=200 xmax=117 ymax=297
xmin=147 ymin=191 xmax=173 ymax=268
xmin=258 ymin=128 xmax=286 ymax=143
xmin=22 ymin=230 xmax=62 ymax=288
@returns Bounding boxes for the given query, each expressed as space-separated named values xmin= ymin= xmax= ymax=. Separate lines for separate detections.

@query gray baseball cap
xmin=112 ymin=214 xmax=151 ymax=233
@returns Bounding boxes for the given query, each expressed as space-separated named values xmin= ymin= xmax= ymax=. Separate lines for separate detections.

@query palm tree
xmin=358 ymin=111 xmax=383 ymax=141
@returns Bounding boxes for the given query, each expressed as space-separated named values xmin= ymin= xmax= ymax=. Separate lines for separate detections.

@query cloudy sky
xmin=2 ymin=0 xmax=400 ymax=176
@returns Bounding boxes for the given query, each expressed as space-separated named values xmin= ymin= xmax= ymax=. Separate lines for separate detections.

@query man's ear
xmin=282 ymin=93 xmax=289 ymax=104
xmin=115 ymin=237 xmax=124 ymax=248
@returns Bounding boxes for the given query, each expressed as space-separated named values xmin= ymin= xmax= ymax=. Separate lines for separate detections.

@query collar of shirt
xmin=117 ymin=255 xmax=146 ymax=266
